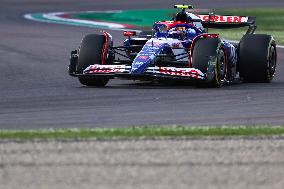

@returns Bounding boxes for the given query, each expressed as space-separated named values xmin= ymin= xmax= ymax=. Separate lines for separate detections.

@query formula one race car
xmin=69 ymin=4 xmax=277 ymax=87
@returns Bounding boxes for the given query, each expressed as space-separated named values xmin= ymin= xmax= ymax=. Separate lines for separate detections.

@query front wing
xmin=77 ymin=64 xmax=206 ymax=80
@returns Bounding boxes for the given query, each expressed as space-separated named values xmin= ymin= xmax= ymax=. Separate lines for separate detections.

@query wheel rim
xmin=268 ymin=45 xmax=276 ymax=76
xmin=217 ymin=50 xmax=226 ymax=82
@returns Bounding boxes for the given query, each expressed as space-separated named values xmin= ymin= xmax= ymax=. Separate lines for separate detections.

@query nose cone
xmin=131 ymin=55 xmax=152 ymax=74
xmin=131 ymin=39 xmax=166 ymax=74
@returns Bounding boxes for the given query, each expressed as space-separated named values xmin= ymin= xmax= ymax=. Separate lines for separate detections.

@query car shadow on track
xmin=77 ymin=80 xmax=284 ymax=90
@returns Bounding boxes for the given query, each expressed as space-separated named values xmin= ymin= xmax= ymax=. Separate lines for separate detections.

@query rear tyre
xmin=77 ymin=34 xmax=110 ymax=86
xmin=192 ymin=38 xmax=227 ymax=88
xmin=238 ymin=34 xmax=277 ymax=83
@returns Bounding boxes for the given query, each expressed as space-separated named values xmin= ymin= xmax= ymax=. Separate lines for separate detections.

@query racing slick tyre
xmin=77 ymin=34 xmax=110 ymax=87
xmin=238 ymin=34 xmax=277 ymax=83
xmin=192 ymin=38 xmax=227 ymax=88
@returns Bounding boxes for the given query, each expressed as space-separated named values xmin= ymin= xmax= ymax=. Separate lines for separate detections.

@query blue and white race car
xmin=69 ymin=4 xmax=277 ymax=87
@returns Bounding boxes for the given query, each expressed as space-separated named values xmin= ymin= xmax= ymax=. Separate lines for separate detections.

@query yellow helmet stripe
xmin=174 ymin=5 xmax=193 ymax=9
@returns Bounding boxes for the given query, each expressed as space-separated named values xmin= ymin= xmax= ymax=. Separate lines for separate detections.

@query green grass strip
xmin=0 ymin=126 xmax=284 ymax=140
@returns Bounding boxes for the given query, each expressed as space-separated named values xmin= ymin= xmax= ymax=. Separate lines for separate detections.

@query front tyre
xmin=192 ymin=38 xmax=227 ymax=88
xmin=77 ymin=34 xmax=110 ymax=86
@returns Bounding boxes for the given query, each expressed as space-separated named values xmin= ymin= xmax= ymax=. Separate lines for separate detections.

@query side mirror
xmin=123 ymin=31 xmax=136 ymax=37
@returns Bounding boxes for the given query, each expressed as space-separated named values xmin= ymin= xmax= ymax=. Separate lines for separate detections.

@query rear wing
xmin=194 ymin=14 xmax=256 ymax=34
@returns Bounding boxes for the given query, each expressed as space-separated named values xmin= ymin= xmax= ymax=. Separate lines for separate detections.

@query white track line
xmin=43 ymin=12 xmax=127 ymax=29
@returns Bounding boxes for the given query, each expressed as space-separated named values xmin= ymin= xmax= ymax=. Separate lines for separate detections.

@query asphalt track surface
xmin=0 ymin=0 xmax=284 ymax=129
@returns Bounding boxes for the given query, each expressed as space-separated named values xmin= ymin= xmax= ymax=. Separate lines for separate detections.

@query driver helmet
xmin=175 ymin=12 xmax=187 ymax=22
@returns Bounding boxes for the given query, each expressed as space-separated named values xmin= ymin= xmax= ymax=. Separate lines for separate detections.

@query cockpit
xmin=153 ymin=22 xmax=199 ymax=40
